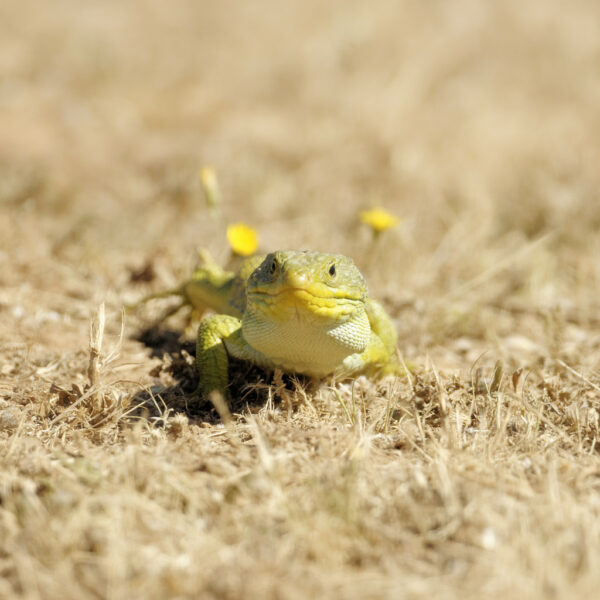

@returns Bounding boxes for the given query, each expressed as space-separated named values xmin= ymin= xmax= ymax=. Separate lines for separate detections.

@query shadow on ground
xmin=131 ymin=324 xmax=312 ymax=422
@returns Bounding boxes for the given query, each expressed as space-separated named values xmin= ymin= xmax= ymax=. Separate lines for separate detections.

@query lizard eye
xmin=269 ymin=258 xmax=278 ymax=274
xmin=328 ymin=264 xmax=336 ymax=278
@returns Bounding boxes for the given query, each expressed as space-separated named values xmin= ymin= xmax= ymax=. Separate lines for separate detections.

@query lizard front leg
xmin=196 ymin=314 xmax=242 ymax=399
xmin=363 ymin=299 xmax=400 ymax=375
xmin=195 ymin=314 xmax=271 ymax=400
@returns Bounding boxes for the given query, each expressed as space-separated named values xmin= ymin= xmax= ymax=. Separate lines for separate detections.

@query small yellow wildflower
xmin=359 ymin=207 xmax=401 ymax=234
xmin=199 ymin=166 xmax=221 ymax=210
xmin=226 ymin=223 xmax=259 ymax=257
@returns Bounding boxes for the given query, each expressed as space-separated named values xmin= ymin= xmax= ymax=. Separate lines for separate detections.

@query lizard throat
xmin=241 ymin=301 xmax=371 ymax=376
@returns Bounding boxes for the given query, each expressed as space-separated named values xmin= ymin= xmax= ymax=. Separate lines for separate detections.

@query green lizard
xmin=136 ymin=250 xmax=399 ymax=399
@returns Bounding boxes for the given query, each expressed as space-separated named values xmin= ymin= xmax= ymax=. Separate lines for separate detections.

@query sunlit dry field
xmin=2 ymin=1 xmax=600 ymax=598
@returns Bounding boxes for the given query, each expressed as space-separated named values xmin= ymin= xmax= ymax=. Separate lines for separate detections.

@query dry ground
xmin=2 ymin=1 xmax=600 ymax=598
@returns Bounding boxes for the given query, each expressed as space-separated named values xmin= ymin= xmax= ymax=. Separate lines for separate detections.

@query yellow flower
xmin=199 ymin=166 xmax=220 ymax=209
xmin=359 ymin=207 xmax=401 ymax=234
xmin=226 ymin=223 xmax=259 ymax=256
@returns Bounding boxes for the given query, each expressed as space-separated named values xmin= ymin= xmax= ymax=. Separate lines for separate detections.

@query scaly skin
xmin=137 ymin=250 xmax=399 ymax=398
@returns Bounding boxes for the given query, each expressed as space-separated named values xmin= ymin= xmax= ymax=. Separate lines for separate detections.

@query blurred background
xmin=1 ymin=0 xmax=600 ymax=361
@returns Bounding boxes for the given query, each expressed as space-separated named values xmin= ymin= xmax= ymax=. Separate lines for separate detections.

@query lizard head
xmin=243 ymin=250 xmax=372 ymax=375
xmin=246 ymin=250 xmax=367 ymax=321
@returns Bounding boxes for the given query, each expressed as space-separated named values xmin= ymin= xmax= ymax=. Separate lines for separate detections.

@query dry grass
xmin=2 ymin=0 xmax=600 ymax=598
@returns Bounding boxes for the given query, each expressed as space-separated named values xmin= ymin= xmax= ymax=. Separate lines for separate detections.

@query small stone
xmin=481 ymin=527 xmax=497 ymax=550
xmin=0 ymin=407 xmax=21 ymax=431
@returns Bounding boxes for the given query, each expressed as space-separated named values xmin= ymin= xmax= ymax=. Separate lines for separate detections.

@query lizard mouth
xmin=250 ymin=287 xmax=321 ymax=298
xmin=248 ymin=285 xmax=363 ymax=303
xmin=247 ymin=287 xmax=362 ymax=319
xmin=248 ymin=288 xmax=335 ymax=305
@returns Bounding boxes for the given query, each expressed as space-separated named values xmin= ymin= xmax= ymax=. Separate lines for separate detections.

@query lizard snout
xmin=283 ymin=269 xmax=311 ymax=289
